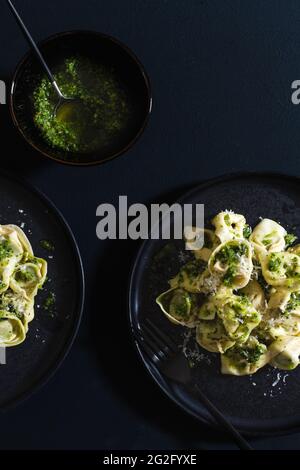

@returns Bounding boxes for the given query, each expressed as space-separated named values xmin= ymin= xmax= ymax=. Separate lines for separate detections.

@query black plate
xmin=129 ymin=172 xmax=300 ymax=436
xmin=0 ymin=171 xmax=84 ymax=410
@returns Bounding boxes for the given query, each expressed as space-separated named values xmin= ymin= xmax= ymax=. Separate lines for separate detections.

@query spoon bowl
xmin=52 ymin=81 xmax=79 ymax=119
xmin=6 ymin=0 xmax=80 ymax=120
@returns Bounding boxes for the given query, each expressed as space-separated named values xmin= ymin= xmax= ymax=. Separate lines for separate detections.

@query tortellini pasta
xmin=264 ymin=289 xmax=300 ymax=339
xmin=240 ymin=280 xmax=266 ymax=312
xmin=196 ymin=318 xmax=235 ymax=353
xmin=212 ymin=211 xmax=246 ymax=243
xmin=208 ymin=239 xmax=253 ymax=289
xmin=169 ymin=260 xmax=205 ymax=293
xmin=156 ymin=211 xmax=300 ymax=375
xmin=288 ymin=244 xmax=300 ymax=256
xmin=250 ymin=219 xmax=286 ymax=255
xmin=0 ymin=225 xmax=47 ymax=347
xmin=260 ymin=252 xmax=300 ymax=288
xmin=270 ymin=336 xmax=300 ymax=370
xmin=156 ymin=287 xmax=199 ymax=328
xmin=221 ymin=336 xmax=268 ymax=376
xmin=0 ymin=312 xmax=26 ymax=347
xmin=198 ymin=290 xmax=261 ymax=348
xmin=10 ymin=258 xmax=47 ymax=299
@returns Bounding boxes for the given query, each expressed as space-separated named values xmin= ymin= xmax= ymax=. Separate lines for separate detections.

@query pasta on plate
xmin=156 ymin=211 xmax=300 ymax=375
xmin=0 ymin=225 xmax=47 ymax=347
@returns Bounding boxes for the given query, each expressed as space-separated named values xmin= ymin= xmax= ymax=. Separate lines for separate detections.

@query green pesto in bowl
xmin=32 ymin=56 xmax=130 ymax=154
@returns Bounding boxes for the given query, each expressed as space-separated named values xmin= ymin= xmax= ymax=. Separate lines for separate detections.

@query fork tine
xmin=143 ymin=324 xmax=169 ymax=357
xmin=139 ymin=337 xmax=161 ymax=364
xmin=145 ymin=318 xmax=177 ymax=352
xmin=140 ymin=325 xmax=167 ymax=361
xmin=136 ymin=326 xmax=167 ymax=364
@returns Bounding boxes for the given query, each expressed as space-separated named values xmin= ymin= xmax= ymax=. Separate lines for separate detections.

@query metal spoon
xmin=6 ymin=0 xmax=79 ymax=119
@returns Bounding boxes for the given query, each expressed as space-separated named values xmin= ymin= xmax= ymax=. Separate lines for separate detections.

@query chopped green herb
xmin=285 ymin=233 xmax=297 ymax=248
xmin=184 ymin=262 xmax=199 ymax=278
xmin=224 ymin=214 xmax=231 ymax=226
xmin=285 ymin=257 xmax=300 ymax=279
xmin=236 ymin=293 xmax=251 ymax=306
xmin=0 ymin=241 xmax=13 ymax=261
xmin=214 ymin=242 xmax=248 ymax=286
xmin=15 ymin=269 xmax=36 ymax=283
xmin=170 ymin=291 xmax=191 ymax=319
xmin=262 ymin=238 xmax=272 ymax=247
xmin=215 ymin=243 xmax=247 ymax=266
xmin=40 ymin=240 xmax=55 ymax=252
xmin=33 ymin=57 xmax=130 ymax=154
xmin=237 ymin=344 xmax=266 ymax=364
xmin=268 ymin=253 xmax=281 ymax=272
xmin=44 ymin=292 xmax=56 ymax=311
xmin=286 ymin=292 xmax=300 ymax=313
xmin=223 ymin=265 xmax=237 ymax=287
xmin=243 ymin=225 xmax=252 ymax=239
xmin=7 ymin=302 xmax=23 ymax=318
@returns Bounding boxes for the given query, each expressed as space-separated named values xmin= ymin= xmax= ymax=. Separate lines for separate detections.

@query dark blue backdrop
xmin=0 ymin=0 xmax=300 ymax=450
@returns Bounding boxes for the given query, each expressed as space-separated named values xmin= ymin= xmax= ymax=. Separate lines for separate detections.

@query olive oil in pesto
xmin=33 ymin=57 xmax=130 ymax=154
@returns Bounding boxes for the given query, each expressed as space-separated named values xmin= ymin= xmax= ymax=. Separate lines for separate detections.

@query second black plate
xmin=0 ymin=172 xmax=84 ymax=410
xmin=129 ymin=173 xmax=300 ymax=436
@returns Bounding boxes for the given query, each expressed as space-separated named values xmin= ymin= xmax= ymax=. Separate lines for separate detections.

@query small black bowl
xmin=10 ymin=31 xmax=152 ymax=166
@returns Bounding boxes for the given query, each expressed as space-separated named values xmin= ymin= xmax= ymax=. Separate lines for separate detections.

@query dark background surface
xmin=0 ymin=0 xmax=300 ymax=450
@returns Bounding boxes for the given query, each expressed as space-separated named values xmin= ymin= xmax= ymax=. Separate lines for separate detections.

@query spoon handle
xmin=6 ymin=0 xmax=56 ymax=84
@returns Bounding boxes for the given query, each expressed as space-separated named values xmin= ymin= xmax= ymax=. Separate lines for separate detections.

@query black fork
xmin=137 ymin=319 xmax=253 ymax=451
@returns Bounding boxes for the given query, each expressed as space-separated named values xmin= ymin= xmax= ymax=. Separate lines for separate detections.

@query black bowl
xmin=10 ymin=31 xmax=152 ymax=166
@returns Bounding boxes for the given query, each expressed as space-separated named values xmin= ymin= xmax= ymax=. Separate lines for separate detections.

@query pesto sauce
xmin=0 ymin=241 xmax=13 ymax=261
xmin=286 ymin=292 xmax=300 ymax=313
xmin=285 ymin=233 xmax=297 ymax=247
xmin=235 ymin=344 xmax=266 ymax=364
xmin=33 ymin=57 xmax=130 ymax=154
xmin=170 ymin=290 xmax=191 ymax=319
xmin=15 ymin=269 xmax=35 ymax=283
xmin=40 ymin=239 xmax=55 ymax=252
xmin=223 ymin=265 xmax=236 ymax=287
xmin=215 ymin=243 xmax=248 ymax=287
xmin=243 ymin=225 xmax=252 ymax=239
xmin=285 ymin=257 xmax=300 ymax=278
xmin=44 ymin=292 xmax=56 ymax=311
xmin=268 ymin=253 xmax=281 ymax=272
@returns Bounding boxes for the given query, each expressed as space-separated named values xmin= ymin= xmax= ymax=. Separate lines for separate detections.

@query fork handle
xmin=194 ymin=385 xmax=253 ymax=450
